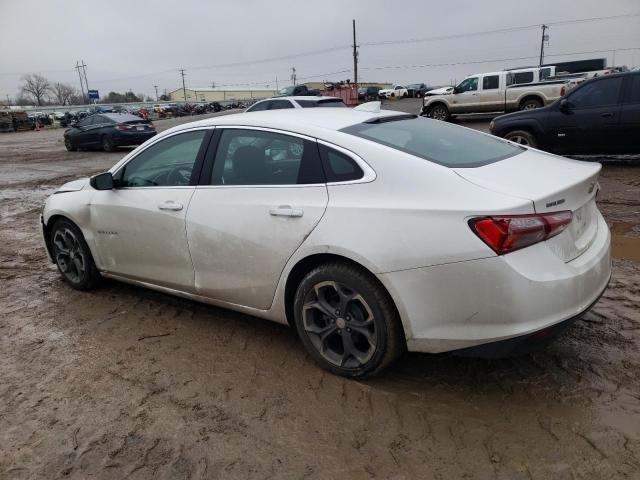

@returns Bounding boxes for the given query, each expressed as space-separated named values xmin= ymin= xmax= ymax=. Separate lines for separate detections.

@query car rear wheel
xmin=50 ymin=218 xmax=101 ymax=290
xmin=520 ymin=98 xmax=543 ymax=110
xmin=504 ymin=130 xmax=538 ymax=148
xmin=415 ymin=92 xmax=422 ymax=98
xmin=64 ymin=138 xmax=77 ymax=152
xmin=101 ymin=135 xmax=115 ymax=152
xmin=427 ymin=104 xmax=450 ymax=121
xmin=293 ymin=262 xmax=405 ymax=378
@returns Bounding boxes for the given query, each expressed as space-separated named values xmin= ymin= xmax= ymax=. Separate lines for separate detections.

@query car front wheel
xmin=504 ymin=130 xmax=538 ymax=148
xmin=293 ymin=262 xmax=405 ymax=378
xmin=50 ymin=218 xmax=101 ymax=290
xmin=427 ymin=104 xmax=450 ymax=121
xmin=64 ymin=138 xmax=77 ymax=152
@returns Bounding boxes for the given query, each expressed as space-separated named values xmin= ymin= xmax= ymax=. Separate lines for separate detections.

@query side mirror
xmin=90 ymin=172 xmax=114 ymax=190
xmin=452 ymin=86 xmax=459 ymax=94
xmin=559 ymin=98 xmax=572 ymax=113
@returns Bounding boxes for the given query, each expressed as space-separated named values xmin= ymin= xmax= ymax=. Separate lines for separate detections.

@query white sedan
xmin=41 ymin=106 xmax=611 ymax=377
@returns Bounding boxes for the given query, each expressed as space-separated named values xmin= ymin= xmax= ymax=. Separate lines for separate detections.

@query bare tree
xmin=21 ymin=74 xmax=52 ymax=106
xmin=51 ymin=82 xmax=76 ymax=106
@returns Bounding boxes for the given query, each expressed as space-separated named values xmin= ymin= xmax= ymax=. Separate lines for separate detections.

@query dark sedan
xmin=490 ymin=71 xmax=640 ymax=155
xmin=64 ymin=113 xmax=156 ymax=152
xmin=406 ymin=83 xmax=429 ymax=98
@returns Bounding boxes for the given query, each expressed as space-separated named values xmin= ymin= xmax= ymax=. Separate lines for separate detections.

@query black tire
xmin=415 ymin=92 xmax=422 ymax=98
xmin=102 ymin=135 xmax=115 ymax=152
xmin=50 ymin=218 xmax=101 ymax=290
xmin=64 ymin=138 xmax=76 ymax=152
xmin=426 ymin=104 xmax=450 ymax=121
xmin=504 ymin=130 xmax=538 ymax=148
xmin=293 ymin=262 xmax=405 ymax=378
xmin=519 ymin=98 xmax=543 ymax=111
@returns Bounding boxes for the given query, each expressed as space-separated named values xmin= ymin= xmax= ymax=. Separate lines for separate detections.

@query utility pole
xmin=179 ymin=68 xmax=187 ymax=101
xmin=80 ymin=60 xmax=89 ymax=101
xmin=275 ymin=76 xmax=278 ymax=92
xmin=352 ymin=19 xmax=358 ymax=88
xmin=75 ymin=61 xmax=86 ymax=103
xmin=539 ymin=24 xmax=548 ymax=67
xmin=153 ymin=85 xmax=159 ymax=101
xmin=210 ymin=82 xmax=216 ymax=89
xmin=290 ymin=67 xmax=296 ymax=86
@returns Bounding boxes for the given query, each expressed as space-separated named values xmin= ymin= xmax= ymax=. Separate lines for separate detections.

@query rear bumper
xmin=378 ymin=210 xmax=611 ymax=354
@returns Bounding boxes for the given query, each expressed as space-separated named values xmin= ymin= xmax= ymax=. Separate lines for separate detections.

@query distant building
xmin=168 ymin=88 xmax=277 ymax=102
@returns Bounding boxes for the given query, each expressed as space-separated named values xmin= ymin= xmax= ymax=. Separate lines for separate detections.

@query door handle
xmin=158 ymin=200 xmax=183 ymax=211
xmin=269 ymin=205 xmax=303 ymax=217
xmin=601 ymin=112 xmax=613 ymax=118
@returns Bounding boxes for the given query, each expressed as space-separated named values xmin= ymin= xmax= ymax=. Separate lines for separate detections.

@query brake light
xmin=148 ymin=123 xmax=155 ymax=129
xmin=115 ymin=124 xmax=133 ymax=131
xmin=469 ymin=211 xmax=572 ymax=255
xmin=560 ymin=85 xmax=566 ymax=96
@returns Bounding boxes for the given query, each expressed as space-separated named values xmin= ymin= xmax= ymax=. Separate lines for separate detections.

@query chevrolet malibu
xmin=41 ymin=106 xmax=611 ymax=377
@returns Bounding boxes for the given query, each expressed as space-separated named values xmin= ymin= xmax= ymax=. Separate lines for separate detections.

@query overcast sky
xmin=1 ymin=0 xmax=639 ymax=100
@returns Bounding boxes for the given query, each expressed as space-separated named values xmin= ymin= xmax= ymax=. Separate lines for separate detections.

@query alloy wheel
xmin=508 ymin=135 xmax=530 ymax=145
xmin=302 ymin=281 xmax=377 ymax=369
xmin=430 ymin=106 xmax=448 ymax=120
xmin=53 ymin=228 xmax=85 ymax=283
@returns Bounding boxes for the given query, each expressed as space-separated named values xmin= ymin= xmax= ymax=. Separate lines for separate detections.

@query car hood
xmin=56 ymin=177 xmax=90 ymax=193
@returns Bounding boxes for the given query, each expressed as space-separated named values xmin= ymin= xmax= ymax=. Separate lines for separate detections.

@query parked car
xmin=278 ymin=85 xmax=321 ymax=96
xmin=424 ymin=86 xmax=454 ymax=96
xmin=63 ymin=113 xmax=156 ymax=152
xmin=490 ymin=71 xmax=640 ymax=154
xmin=358 ymin=86 xmax=381 ymax=101
xmin=406 ymin=83 xmax=429 ymax=98
xmin=246 ymin=96 xmax=346 ymax=111
xmin=378 ymin=85 xmax=408 ymax=98
xmin=42 ymin=107 xmax=610 ymax=377
xmin=421 ymin=71 xmax=568 ymax=121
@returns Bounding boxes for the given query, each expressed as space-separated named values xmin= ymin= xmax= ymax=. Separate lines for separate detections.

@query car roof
xmin=258 ymin=96 xmax=342 ymax=102
xmin=166 ymin=107 xmax=407 ymax=137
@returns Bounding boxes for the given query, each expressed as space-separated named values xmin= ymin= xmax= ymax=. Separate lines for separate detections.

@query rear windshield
xmin=297 ymin=99 xmax=346 ymax=108
xmin=341 ymin=116 xmax=523 ymax=167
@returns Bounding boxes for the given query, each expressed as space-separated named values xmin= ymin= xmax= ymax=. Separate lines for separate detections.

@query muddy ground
xmin=1 ymin=106 xmax=639 ymax=479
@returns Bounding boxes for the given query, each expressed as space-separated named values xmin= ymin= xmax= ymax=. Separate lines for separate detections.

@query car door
xmin=186 ymin=127 xmax=328 ymax=309
xmin=477 ymin=74 xmax=503 ymax=112
xmin=88 ymin=128 xmax=211 ymax=291
xmin=86 ymin=115 xmax=110 ymax=146
xmin=619 ymin=74 xmax=640 ymax=153
xmin=449 ymin=77 xmax=479 ymax=113
xmin=545 ymin=76 xmax=624 ymax=154
xmin=73 ymin=116 xmax=94 ymax=147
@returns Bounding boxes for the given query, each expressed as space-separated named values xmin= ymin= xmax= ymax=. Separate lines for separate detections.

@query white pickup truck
xmin=421 ymin=70 xmax=568 ymax=121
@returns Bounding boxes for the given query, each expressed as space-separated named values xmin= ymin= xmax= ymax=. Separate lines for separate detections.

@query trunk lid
xmin=454 ymin=150 xmax=601 ymax=262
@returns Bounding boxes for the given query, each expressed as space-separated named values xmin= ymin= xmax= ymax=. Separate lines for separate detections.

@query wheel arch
xmin=518 ymin=95 xmax=544 ymax=109
xmin=282 ymin=253 xmax=407 ymax=342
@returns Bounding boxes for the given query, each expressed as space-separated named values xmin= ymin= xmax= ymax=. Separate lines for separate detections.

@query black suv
xmin=358 ymin=86 xmax=381 ymax=101
xmin=490 ymin=71 xmax=640 ymax=155
xmin=406 ymin=83 xmax=429 ymax=98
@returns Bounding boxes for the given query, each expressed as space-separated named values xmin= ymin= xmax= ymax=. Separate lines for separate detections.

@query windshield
xmin=341 ymin=116 xmax=523 ymax=168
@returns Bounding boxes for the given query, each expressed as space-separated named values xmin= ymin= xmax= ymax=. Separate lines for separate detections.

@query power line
xmin=360 ymin=12 xmax=640 ymax=48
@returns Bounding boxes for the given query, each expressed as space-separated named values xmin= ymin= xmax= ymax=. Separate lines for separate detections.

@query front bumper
xmin=40 ymin=215 xmax=54 ymax=262
xmin=378 ymin=210 xmax=612 ymax=354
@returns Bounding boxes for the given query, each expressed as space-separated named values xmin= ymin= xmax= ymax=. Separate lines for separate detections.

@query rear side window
xmin=247 ymin=101 xmax=269 ymax=112
xmin=510 ymin=71 xmax=534 ymax=84
xmin=268 ymin=100 xmax=294 ymax=110
xmin=341 ymin=117 xmax=522 ymax=168
xmin=318 ymin=145 xmax=364 ymax=182
xmin=482 ymin=75 xmax=499 ymax=90
xmin=569 ymin=77 xmax=623 ymax=108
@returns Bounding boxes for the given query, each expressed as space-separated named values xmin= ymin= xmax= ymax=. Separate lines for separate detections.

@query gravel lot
xmin=1 ymin=103 xmax=639 ymax=479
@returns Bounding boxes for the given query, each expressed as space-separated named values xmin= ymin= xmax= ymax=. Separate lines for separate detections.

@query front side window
xmin=210 ymin=129 xmax=324 ymax=185
xmin=118 ymin=130 xmax=206 ymax=187
xmin=342 ymin=116 xmax=522 ymax=168
xmin=569 ymin=77 xmax=623 ymax=109
xmin=456 ymin=77 xmax=478 ymax=92
xmin=482 ymin=75 xmax=499 ymax=90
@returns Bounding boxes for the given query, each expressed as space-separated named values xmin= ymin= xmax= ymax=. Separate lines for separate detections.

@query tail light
xmin=115 ymin=124 xmax=133 ymax=131
xmin=469 ymin=211 xmax=572 ymax=255
xmin=148 ymin=123 xmax=155 ymax=130
xmin=560 ymin=85 xmax=566 ymax=96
